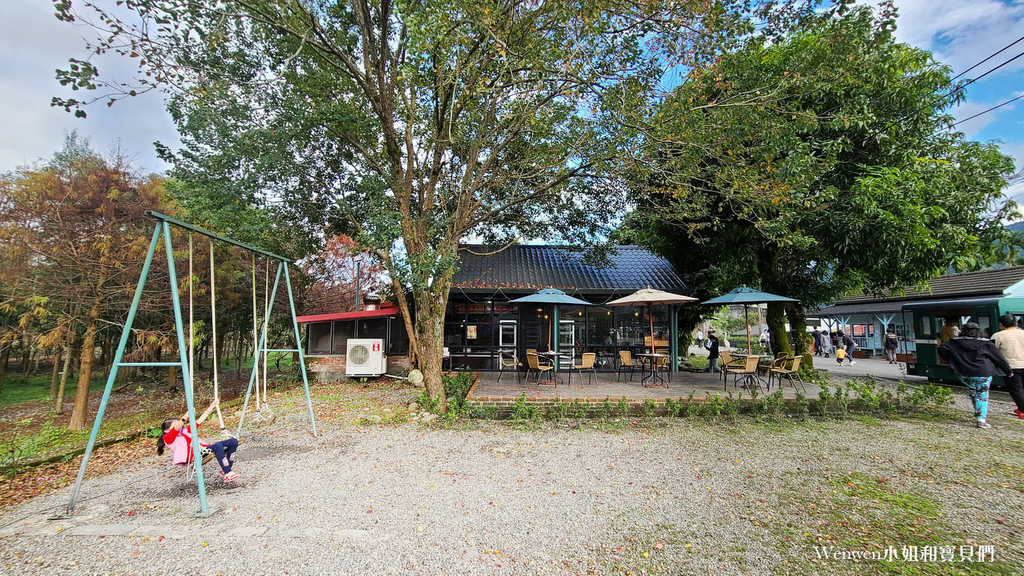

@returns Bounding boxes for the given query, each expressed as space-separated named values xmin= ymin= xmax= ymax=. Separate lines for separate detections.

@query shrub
xmin=509 ymin=394 xmax=540 ymax=428
xmin=764 ymin=390 xmax=786 ymax=420
xmin=792 ymin=392 xmax=809 ymax=420
xmin=665 ymin=398 xmax=682 ymax=418
xmin=723 ymin=391 xmax=742 ymax=421
xmin=685 ymin=389 xmax=701 ymax=418
xmin=617 ymin=396 xmax=631 ymax=418
xmin=703 ymin=392 xmax=724 ymax=420
xmin=642 ymin=399 xmax=658 ymax=419
xmin=817 ymin=387 xmax=832 ymax=417
xmin=549 ymin=399 xmax=569 ymax=421
xmin=569 ymin=399 xmax=589 ymax=420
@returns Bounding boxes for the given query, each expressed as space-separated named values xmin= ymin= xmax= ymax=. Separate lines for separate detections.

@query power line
xmin=952 ymin=34 xmax=1024 ymax=81
xmin=952 ymin=93 xmax=1024 ymax=127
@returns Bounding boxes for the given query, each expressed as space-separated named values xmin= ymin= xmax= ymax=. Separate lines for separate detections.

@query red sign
xmin=373 ymin=342 xmax=380 ymax=352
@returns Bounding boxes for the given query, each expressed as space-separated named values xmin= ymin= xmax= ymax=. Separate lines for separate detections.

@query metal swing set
xmin=55 ymin=211 xmax=318 ymax=519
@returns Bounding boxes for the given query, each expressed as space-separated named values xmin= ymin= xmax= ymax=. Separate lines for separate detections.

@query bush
xmin=703 ymin=392 xmax=724 ymax=420
xmin=549 ymin=399 xmax=569 ymax=421
xmin=665 ymin=398 xmax=682 ymax=418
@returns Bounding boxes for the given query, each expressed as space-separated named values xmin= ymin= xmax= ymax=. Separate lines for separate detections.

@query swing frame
xmin=54 ymin=211 xmax=317 ymax=519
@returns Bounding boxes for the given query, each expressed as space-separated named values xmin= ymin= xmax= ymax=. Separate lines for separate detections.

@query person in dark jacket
xmin=938 ymin=322 xmax=1012 ymax=429
xmin=811 ymin=328 xmax=823 ymax=356
xmin=883 ymin=327 xmax=899 ymax=364
xmin=838 ymin=331 xmax=856 ymax=365
xmin=705 ymin=334 xmax=721 ymax=373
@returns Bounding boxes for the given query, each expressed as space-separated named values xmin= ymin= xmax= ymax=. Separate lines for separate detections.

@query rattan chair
xmin=569 ymin=353 xmax=598 ymax=386
xmin=497 ymin=351 xmax=522 ymax=383
xmin=770 ymin=356 xmax=806 ymax=393
xmin=718 ymin=350 xmax=744 ymax=389
xmin=526 ymin=351 xmax=554 ymax=385
xmin=730 ymin=355 xmax=766 ymax=393
xmin=617 ymin=350 xmax=637 ymax=382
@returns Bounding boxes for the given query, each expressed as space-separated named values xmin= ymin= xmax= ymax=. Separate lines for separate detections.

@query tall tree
xmin=623 ymin=2 xmax=1017 ymax=363
xmin=0 ymin=134 xmax=168 ymax=429
xmin=54 ymin=0 xmax=790 ymax=406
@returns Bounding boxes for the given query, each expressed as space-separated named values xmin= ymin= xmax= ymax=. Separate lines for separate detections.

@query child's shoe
xmin=977 ymin=419 xmax=992 ymax=429
xmin=221 ymin=471 xmax=240 ymax=482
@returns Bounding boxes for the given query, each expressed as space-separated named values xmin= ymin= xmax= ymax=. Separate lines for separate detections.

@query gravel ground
xmin=1 ymin=386 xmax=1023 ymax=576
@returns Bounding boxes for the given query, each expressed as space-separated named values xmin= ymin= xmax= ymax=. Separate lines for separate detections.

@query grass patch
xmin=772 ymin=471 xmax=1020 ymax=575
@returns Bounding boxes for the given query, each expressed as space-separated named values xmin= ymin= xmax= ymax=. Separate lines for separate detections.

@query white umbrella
xmin=607 ymin=287 xmax=698 ymax=355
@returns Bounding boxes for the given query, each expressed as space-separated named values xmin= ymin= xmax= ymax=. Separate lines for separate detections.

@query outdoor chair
xmin=497 ymin=351 xmax=522 ymax=384
xmin=526 ymin=351 xmax=554 ymax=385
xmin=569 ymin=352 xmax=598 ymax=387
xmin=730 ymin=355 xmax=766 ymax=394
xmin=761 ymin=355 xmax=788 ymax=390
xmin=718 ymin=350 xmax=744 ymax=388
xmin=617 ymin=350 xmax=637 ymax=382
xmin=770 ymin=356 xmax=806 ymax=393
xmin=655 ymin=355 xmax=671 ymax=384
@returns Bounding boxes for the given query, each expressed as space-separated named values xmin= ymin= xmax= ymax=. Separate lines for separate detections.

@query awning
xmin=296 ymin=306 xmax=400 ymax=324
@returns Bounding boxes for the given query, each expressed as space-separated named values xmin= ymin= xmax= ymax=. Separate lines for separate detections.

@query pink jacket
xmin=163 ymin=424 xmax=208 ymax=466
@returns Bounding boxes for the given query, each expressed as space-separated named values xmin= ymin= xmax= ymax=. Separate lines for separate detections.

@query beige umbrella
xmin=608 ymin=287 xmax=698 ymax=355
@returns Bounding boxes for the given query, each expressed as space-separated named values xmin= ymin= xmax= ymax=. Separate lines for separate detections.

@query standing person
xmin=695 ymin=329 xmax=704 ymax=350
xmin=705 ymin=334 xmax=720 ymax=373
xmin=992 ymin=314 xmax=1024 ymax=420
xmin=157 ymin=399 xmax=241 ymax=482
xmin=839 ymin=330 xmax=856 ymax=365
xmin=883 ymin=327 xmax=899 ymax=364
xmin=938 ymin=322 xmax=1011 ymax=429
xmin=811 ymin=327 xmax=823 ymax=356
xmin=938 ymin=317 xmax=960 ymax=346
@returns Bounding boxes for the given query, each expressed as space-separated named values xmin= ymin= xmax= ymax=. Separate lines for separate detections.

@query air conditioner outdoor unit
xmin=346 ymin=338 xmax=387 ymax=377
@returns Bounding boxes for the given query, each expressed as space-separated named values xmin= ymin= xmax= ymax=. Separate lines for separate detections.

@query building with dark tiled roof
xmin=299 ymin=244 xmax=692 ymax=373
xmin=446 ymin=245 xmax=690 ymax=371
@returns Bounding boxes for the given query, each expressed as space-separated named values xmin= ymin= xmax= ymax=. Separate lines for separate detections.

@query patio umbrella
xmin=508 ymin=288 xmax=591 ymax=350
xmin=701 ymin=287 xmax=797 ymax=354
xmin=607 ymin=288 xmax=698 ymax=355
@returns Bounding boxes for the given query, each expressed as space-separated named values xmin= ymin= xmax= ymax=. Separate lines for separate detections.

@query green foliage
xmin=763 ymin=390 xmax=787 ymax=420
xmin=617 ymin=396 xmax=631 ymax=418
xmin=509 ymin=394 xmax=541 ymax=429
xmin=723 ymin=391 xmax=742 ymax=421
xmin=625 ymin=3 xmax=1018 ymax=335
xmin=549 ymin=400 xmax=569 ymax=422
xmin=684 ymin=390 xmax=701 ymax=418
xmin=664 ymin=397 xmax=682 ymax=418
xmin=569 ymin=399 xmax=590 ymax=420
xmin=791 ymin=392 xmax=809 ymax=420
xmin=702 ymin=392 xmax=724 ymax=420
xmin=641 ymin=399 xmax=658 ymax=420
xmin=817 ymin=386 xmax=832 ymax=418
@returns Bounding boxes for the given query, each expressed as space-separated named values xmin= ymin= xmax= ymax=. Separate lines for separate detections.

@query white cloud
xmin=0 ymin=2 xmax=180 ymax=173
xmin=890 ymin=0 xmax=1024 ymax=75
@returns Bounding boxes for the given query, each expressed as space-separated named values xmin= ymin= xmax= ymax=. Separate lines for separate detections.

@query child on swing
xmin=156 ymin=399 xmax=240 ymax=482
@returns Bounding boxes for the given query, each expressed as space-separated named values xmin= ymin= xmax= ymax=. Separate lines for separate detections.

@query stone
xmin=421 ymin=414 xmax=438 ymax=424
xmin=408 ymin=402 xmax=419 ymax=412
xmin=366 ymin=415 xmax=382 ymax=424
xmin=407 ymin=369 xmax=425 ymax=388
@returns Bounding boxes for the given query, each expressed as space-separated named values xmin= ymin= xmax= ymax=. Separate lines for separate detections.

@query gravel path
xmin=1 ymin=390 xmax=1023 ymax=575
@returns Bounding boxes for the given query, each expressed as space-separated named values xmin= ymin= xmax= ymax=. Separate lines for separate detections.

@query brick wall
xmin=305 ymin=355 xmax=411 ymax=383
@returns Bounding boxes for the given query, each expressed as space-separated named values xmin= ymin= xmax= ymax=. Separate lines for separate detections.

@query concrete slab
xmin=65 ymin=524 xmax=136 ymax=537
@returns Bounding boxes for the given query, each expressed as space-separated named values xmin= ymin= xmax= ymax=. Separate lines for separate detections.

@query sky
xmin=1 ymin=0 xmax=1023 ymax=193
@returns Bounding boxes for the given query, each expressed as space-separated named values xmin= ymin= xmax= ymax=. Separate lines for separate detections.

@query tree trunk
xmin=69 ymin=293 xmax=104 ymax=430
xmin=0 ymin=346 xmax=10 ymax=398
xmin=21 ymin=332 xmax=32 ymax=374
xmin=411 ymin=277 xmax=452 ymax=412
xmin=50 ymin=348 xmax=63 ymax=402
xmin=785 ymin=302 xmax=813 ymax=370
xmin=55 ymin=344 xmax=74 ymax=415
xmin=168 ymin=365 xmax=177 ymax=392
xmin=766 ymin=302 xmax=791 ymax=357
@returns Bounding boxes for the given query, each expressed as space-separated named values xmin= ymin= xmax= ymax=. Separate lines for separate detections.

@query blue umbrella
xmin=507 ymin=288 xmax=590 ymax=306
xmin=508 ymin=289 xmax=590 ymax=351
xmin=702 ymin=288 xmax=798 ymax=353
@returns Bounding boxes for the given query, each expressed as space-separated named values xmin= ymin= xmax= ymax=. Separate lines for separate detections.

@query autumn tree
xmin=54 ymin=0 xmax=799 ymax=407
xmin=0 ymin=134 xmax=169 ymax=429
xmin=623 ymin=2 xmax=1017 ymax=364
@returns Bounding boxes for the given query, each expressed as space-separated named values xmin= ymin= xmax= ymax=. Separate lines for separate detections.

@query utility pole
xmin=355 ymin=261 xmax=361 ymax=311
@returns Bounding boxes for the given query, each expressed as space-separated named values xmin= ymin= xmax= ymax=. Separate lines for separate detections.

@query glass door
xmin=559 ymin=320 xmax=576 ymax=367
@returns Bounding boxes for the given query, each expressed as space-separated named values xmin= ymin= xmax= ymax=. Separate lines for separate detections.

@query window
xmin=308 ymin=322 xmax=332 ymax=354
xmin=358 ymin=318 xmax=388 ymax=339
xmin=389 ymin=318 xmax=409 ymax=355
xmin=332 ymin=321 xmax=355 ymax=354
xmin=852 ymin=324 xmax=865 ymax=337
xmin=920 ymin=316 xmax=932 ymax=336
